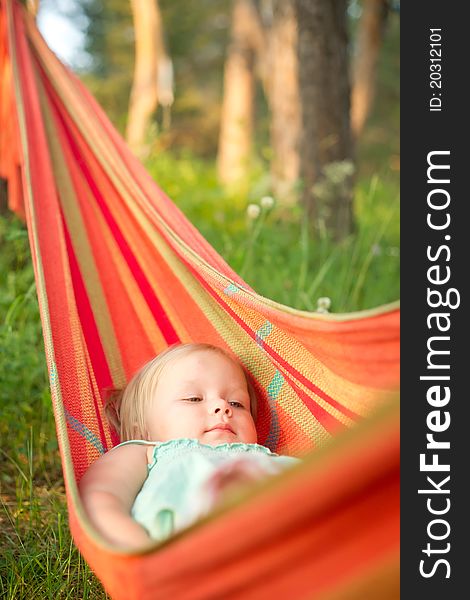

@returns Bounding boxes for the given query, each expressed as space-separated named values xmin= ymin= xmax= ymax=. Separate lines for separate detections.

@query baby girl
xmin=79 ymin=343 xmax=299 ymax=549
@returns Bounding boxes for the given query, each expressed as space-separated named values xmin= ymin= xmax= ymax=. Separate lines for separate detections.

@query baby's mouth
xmin=206 ymin=424 xmax=235 ymax=435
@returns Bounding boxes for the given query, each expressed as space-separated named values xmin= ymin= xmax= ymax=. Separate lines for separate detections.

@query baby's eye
xmin=184 ymin=397 xmax=202 ymax=402
xmin=229 ymin=401 xmax=245 ymax=408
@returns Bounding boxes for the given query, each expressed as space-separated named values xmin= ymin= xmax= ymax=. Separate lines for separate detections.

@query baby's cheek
xmin=245 ymin=419 xmax=258 ymax=444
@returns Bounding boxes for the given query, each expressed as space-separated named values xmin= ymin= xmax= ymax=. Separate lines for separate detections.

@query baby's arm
xmin=78 ymin=444 xmax=152 ymax=549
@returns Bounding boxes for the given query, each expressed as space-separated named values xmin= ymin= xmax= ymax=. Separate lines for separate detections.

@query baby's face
xmin=146 ymin=350 xmax=257 ymax=445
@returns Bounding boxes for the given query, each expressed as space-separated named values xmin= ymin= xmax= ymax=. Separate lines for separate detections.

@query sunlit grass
xmin=0 ymin=441 xmax=108 ymax=599
xmin=147 ymin=151 xmax=399 ymax=312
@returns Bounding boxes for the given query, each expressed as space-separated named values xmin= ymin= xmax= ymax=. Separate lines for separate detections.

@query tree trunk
xmin=0 ymin=178 xmax=8 ymax=215
xmin=265 ymin=0 xmax=301 ymax=203
xmin=217 ymin=0 xmax=264 ymax=185
xmin=351 ymin=0 xmax=388 ymax=139
xmin=295 ymin=0 xmax=354 ymax=241
xmin=126 ymin=0 xmax=165 ymax=158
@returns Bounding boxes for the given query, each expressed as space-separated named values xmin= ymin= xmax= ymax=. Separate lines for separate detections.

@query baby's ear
xmin=132 ymin=423 xmax=146 ymax=440
xmin=131 ymin=424 xmax=138 ymax=439
xmin=103 ymin=388 xmax=123 ymax=435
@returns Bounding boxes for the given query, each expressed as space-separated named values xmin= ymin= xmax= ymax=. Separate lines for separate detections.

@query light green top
xmin=118 ymin=438 xmax=299 ymax=541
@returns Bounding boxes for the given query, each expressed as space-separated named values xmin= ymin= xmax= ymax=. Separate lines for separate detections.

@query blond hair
xmin=105 ymin=343 xmax=258 ymax=441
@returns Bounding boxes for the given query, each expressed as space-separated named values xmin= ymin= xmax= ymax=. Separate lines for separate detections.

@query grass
xmin=0 ymin=150 xmax=398 ymax=598
xmin=146 ymin=152 xmax=399 ymax=312
xmin=1 ymin=463 xmax=106 ymax=599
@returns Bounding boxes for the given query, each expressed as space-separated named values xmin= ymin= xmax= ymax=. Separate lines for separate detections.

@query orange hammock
xmin=0 ymin=1 xmax=400 ymax=598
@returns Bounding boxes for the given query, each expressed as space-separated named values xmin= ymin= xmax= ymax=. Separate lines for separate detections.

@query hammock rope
xmin=0 ymin=1 xmax=399 ymax=598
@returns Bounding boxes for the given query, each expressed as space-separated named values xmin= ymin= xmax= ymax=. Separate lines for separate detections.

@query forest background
xmin=0 ymin=0 xmax=399 ymax=597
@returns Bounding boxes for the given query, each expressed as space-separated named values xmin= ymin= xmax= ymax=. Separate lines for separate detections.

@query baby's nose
xmin=212 ymin=400 xmax=232 ymax=416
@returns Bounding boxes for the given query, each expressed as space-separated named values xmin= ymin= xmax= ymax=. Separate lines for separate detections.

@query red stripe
xmin=284 ymin=376 xmax=348 ymax=435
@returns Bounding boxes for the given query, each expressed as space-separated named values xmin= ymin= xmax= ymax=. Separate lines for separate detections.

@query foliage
xmin=78 ymin=0 xmax=135 ymax=131
xmin=67 ymin=1 xmax=400 ymax=164
xmin=74 ymin=0 xmax=232 ymax=148
xmin=356 ymin=9 xmax=400 ymax=177
xmin=1 ymin=474 xmax=107 ymax=599
xmin=146 ymin=151 xmax=399 ymax=312
xmin=0 ymin=217 xmax=57 ymax=483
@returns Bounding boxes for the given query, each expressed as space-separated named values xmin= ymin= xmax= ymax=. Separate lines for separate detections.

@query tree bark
xmin=126 ymin=0 xmax=165 ymax=157
xmin=295 ymin=0 xmax=354 ymax=241
xmin=0 ymin=178 xmax=8 ymax=215
xmin=265 ymin=0 xmax=301 ymax=204
xmin=351 ymin=0 xmax=388 ymax=139
xmin=217 ymin=0 xmax=264 ymax=185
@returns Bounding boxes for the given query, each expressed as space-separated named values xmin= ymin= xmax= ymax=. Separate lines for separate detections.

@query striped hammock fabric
xmin=0 ymin=1 xmax=400 ymax=598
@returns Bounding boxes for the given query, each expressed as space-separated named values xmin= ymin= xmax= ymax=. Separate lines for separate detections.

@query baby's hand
xmin=204 ymin=458 xmax=266 ymax=505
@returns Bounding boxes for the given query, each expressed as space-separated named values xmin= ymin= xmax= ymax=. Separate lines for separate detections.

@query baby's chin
xmin=200 ymin=430 xmax=256 ymax=446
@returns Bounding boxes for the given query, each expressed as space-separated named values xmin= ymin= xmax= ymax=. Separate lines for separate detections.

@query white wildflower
xmin=340 ymin=160 xmax=355 ymax=177
xmin=246 ymin=204 xmax=261 ymax=220
xmin=324 ymin=160 xmax=355 ymax=184
xmin=316 ymin=297 xmax=332 ymax=313
xmin=323 ymin=163 xmax=343 ymax=185
xmin=312 ymin=180 xmax=328 ymax=199
xmin=260 ymin=195 xmax=275 ymax=209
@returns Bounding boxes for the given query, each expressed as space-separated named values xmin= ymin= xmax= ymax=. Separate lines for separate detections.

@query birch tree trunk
xmin=217 ymin=0 xmax=264 ymax=185
xmin=351 ymin=0 xmax=388 ymax=139
xmin=126 ymin=0 xmax=165 ymax=157
xmin=295 ymin=0 xmax=354 ymax=241
xmin=265 ymin=0 xmax=301 ymax=204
